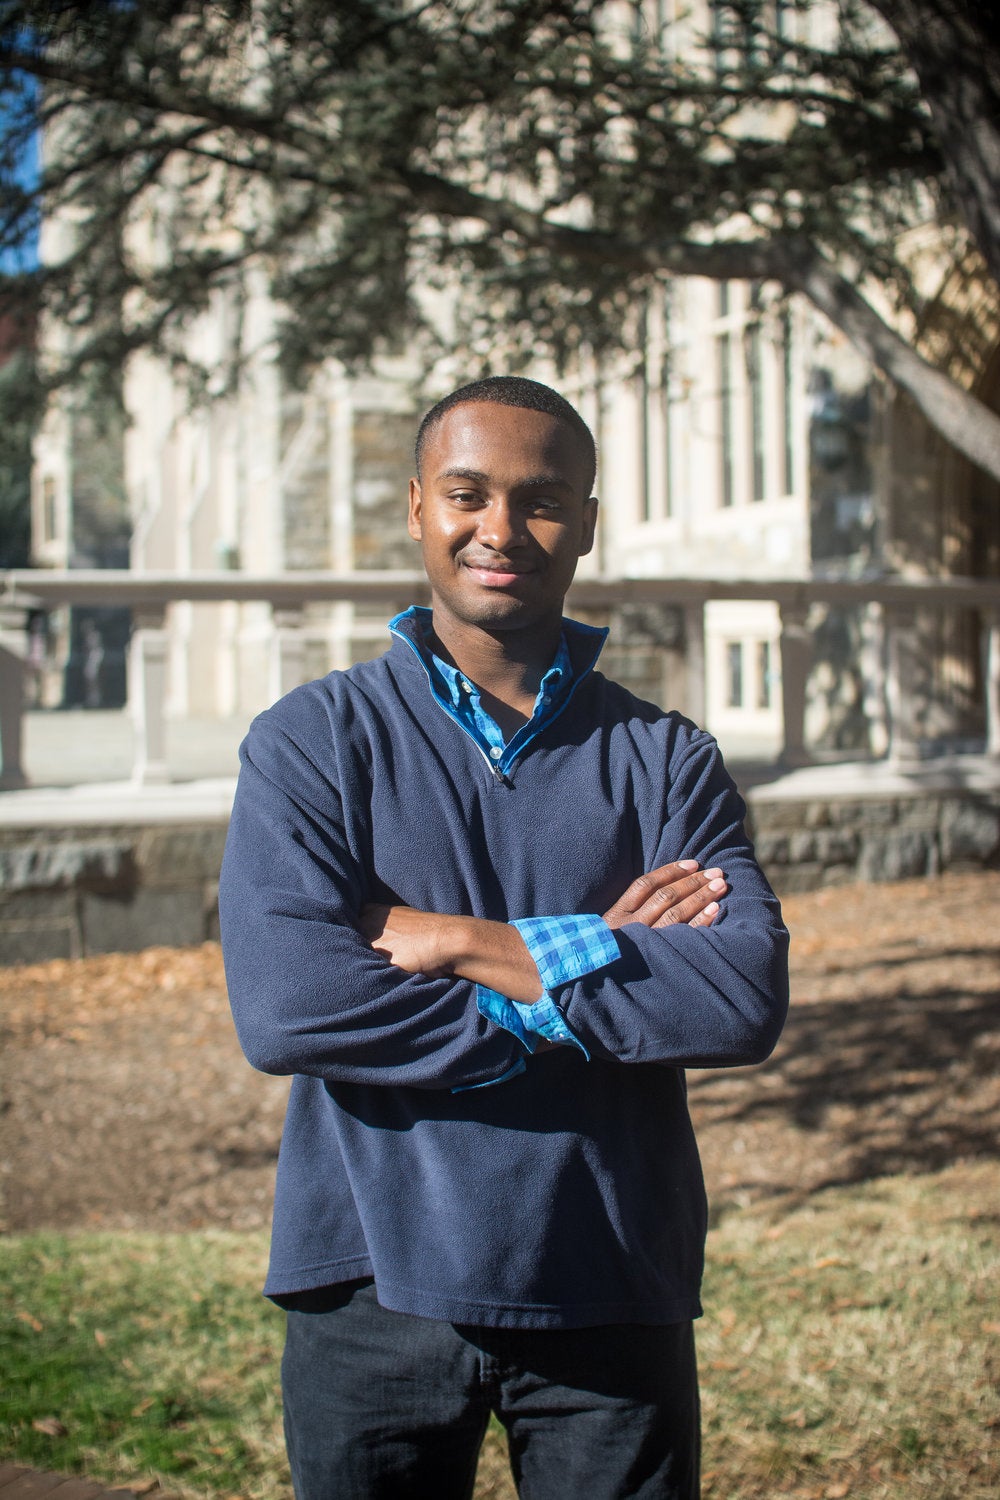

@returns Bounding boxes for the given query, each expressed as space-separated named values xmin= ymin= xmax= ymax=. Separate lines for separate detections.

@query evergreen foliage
xmin=1 ymin=0 xmax=998 ymax=479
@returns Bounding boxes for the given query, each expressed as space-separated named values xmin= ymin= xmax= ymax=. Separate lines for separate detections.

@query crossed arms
xmin=360 ymin=862 xmax=729 ymax=1005
xmin=220 ymin=705 xmax=789 ymax=1090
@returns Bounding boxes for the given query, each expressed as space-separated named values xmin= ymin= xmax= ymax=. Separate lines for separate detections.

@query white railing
xmin=0 ymin=569 xmax=998 ymax=788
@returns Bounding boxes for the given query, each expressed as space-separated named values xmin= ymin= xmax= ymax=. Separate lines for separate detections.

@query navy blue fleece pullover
xmin=219 ymin=615 xmax=789 ymax=1328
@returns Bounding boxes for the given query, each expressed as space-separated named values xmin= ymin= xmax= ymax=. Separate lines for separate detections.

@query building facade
xmin=27 ymin=1 xmax=1000 ymax=763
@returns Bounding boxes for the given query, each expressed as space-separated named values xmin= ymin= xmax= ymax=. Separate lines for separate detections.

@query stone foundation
xmin=0 ymin=823 xmax=227 ymax=963
xmin=747 ymin=784 xmax=1000 ymax=893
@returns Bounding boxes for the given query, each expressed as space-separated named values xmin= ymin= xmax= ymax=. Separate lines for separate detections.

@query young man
xmin=220 ymin=375 xmax=789 ymax=1500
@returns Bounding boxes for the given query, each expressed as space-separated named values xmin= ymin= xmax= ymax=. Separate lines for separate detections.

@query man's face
xmin=407 ymin=402 xmax=598 ymax=642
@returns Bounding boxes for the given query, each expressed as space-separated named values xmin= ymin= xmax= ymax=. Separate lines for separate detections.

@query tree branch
xmin=400 ymin=167 xmax=1000 ymax=485
xmin=0 ymin=44 xmax=323 ymax=158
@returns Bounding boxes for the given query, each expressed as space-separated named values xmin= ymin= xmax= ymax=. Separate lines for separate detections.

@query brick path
xmin=0 ymin=1467 xmax=179 ymax=1498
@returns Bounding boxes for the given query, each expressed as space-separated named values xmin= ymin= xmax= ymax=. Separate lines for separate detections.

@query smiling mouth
xmin=463 ymin=562 xmax=533 ymax=587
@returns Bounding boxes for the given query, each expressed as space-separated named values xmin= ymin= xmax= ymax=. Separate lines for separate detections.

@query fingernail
xmin=679 ymin=860 xmax=699 ymax=870
xmin=704 ymin=868 xmax=723 ymax=879
xmin=709 ymin=877 xmax=726 ymax=892
xmin=703 ymin=901 xmax=719 ymax=916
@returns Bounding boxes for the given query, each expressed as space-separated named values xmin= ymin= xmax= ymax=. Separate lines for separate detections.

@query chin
xmin=468 ymin=603 xmax=533 ymax=629
xmin=452 ymin=596 xmax=541 ymax=631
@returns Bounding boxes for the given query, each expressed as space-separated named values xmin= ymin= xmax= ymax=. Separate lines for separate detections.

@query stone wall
xmin=352 ymin=410 xmax=419 ymax=571
xmin=746 ymin=786 xmax=1000 ymax=894
xmin=0 ymin=823 xmax=227 ymax=963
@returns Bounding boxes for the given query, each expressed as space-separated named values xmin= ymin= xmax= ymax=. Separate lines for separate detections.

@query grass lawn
xmin=2 ymin=1160 xmax=996 ymax=1500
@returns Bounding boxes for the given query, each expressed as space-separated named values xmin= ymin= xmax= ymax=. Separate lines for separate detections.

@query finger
xmin=603 ymin=862 xmax=704 ymax=925
xmin=651 ymin=883 xmax=727 ymax=929
xmin=688 ymin=901 xmax=720 ymax=929
xmin=612 ymin=861 xmax=701 ymax=915
xmin=606 ymin=874 xmax=709 ymax=929
xmin=629 ymin=870 xmax=724 ymax=925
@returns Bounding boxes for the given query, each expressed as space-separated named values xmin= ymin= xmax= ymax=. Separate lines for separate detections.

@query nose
xmin=475 ymin=497 xmax=523 ymax=553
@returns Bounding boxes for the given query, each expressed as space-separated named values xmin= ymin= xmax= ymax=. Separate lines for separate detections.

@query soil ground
xmin=1 ymin=871 xmax=998 ymax=1235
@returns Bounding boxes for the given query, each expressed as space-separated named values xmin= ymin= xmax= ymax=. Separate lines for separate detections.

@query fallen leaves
xmin=0 ymin=942 xmax=227 ymax=1045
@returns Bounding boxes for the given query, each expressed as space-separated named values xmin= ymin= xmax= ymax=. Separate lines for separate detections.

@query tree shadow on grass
xmin=689 ymin=981 xmax=1000 ymax=1199
xmin=803 ymin=944 xmax=1000 ymax=974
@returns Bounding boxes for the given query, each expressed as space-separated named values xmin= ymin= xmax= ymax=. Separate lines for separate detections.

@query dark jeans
xmin=282 ymin=1279 xmax=700 ymax=1500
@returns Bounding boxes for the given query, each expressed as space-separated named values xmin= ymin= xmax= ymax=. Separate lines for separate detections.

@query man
xmin=219 ymin=375 xmax=789 ymax=1500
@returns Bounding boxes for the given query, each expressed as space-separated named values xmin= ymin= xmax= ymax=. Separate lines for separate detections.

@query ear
xmin=579 ymin=496 xmax=599 ymax=557
xmin=407 ymin=478 xmax=423 ymax=541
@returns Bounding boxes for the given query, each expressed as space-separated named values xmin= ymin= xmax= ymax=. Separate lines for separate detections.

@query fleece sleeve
xmin=218 ymin=720 xmax=525 ymax=1091
xmin=549 ymin=730 xmax=790 ymax=1068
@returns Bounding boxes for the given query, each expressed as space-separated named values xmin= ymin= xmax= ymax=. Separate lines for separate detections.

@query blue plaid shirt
xmin=394 ymin=607 xmax=620 ymax=1082
xmin=478 ymin=914 xmax=621 ymax=1061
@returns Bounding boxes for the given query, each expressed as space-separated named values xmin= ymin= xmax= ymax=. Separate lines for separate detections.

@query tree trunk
xmin=872 ymin=0 xmax=1000 ymax=289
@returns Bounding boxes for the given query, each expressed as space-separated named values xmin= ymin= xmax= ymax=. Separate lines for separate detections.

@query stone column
xmin=270 ymin=605 xmax=307 ymax=704
xmin=0 ymin=639 xmax=27 ymax=789
xmin=130 ymin=605 xmax=170 ymax=785
xmin=884 ymin=605 xmax=922 ymax=764
xmin=985 ymin=611 xmax=1000 ymax=758
xmin=682 ymin=600 xmax=706 ymax=726
xmin=778 ymin=600 xmax=811 ymax=768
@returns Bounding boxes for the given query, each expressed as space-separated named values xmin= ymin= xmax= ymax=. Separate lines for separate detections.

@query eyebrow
xmin=437 ymin=467 xmax=574 ymax=492
xmin=438 ymin=467 xmax=490 ymax=483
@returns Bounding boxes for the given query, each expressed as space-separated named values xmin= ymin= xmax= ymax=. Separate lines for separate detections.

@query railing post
xmin=682 ymin=600 xmax=706 ymax=726
xmin=778 ymin=600 xmax=811 ymax=768
xmin=270 ymin=605 xmax=307 ymax=703
xmin=884 ymin=604 xmax=921 ymax=764
xmin=986 ymin=611 xmax=1000 ymax=758
xmin=129 ymin=605 xmax=170 ymax=785
xmin=0 ymin=636 xmax=27 ymax=789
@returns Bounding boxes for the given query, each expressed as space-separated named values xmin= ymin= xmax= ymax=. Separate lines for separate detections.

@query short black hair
xmin=415 ymin=375 xmax=597 ymax=490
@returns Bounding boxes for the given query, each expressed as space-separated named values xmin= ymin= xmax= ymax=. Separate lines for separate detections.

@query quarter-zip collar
xmin=389 ymin=605 xmax=608 ymax=782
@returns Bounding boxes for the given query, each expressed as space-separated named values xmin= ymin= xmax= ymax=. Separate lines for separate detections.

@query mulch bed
xmin=2 ymin=872 xmax=998 ymax=1234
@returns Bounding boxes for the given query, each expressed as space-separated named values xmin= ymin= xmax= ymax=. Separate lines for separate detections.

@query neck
xmin=428 ymin=611 xmax=562 ymax=720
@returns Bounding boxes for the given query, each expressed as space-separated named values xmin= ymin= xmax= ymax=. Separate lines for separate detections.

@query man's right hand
xmin=602 ymin=861 xmax=726 ymax=932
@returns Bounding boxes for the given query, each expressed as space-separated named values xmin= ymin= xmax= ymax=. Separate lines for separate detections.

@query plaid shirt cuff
xmin=475 ymin=988 xmax=538 ymax=1054
xmin=475 ymin=984 xmax=589 ymax=1060
xmin=511 ymin=913 xmax=620 ymax=990
xmin=510 ymin=995 xmax=589 ymax=1057
xmin=473 ymin=914 xmax=619 ymax=1071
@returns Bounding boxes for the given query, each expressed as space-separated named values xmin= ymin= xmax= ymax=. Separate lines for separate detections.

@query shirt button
xmin=461 ymin=680 xmax=472 ymax=692
xmin=489 ymin=746 xmax=503 ymax=760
